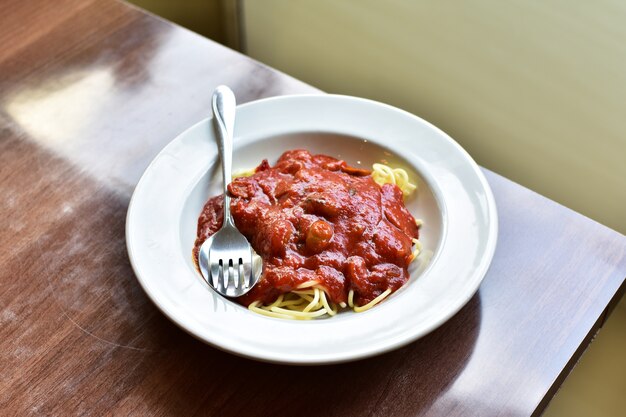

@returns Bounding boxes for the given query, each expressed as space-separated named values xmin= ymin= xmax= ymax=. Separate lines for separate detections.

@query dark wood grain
xmin=0 ymin=1 xmax=624 ymax=416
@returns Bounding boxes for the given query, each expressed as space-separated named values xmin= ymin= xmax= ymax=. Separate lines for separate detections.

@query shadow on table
xmin=154 ymin=293 xmax=482 ymax=417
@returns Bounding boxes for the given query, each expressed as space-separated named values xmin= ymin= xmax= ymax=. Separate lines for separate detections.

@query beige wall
xmin=129 ymin=0 xmax=224 ymax=42
xmin=242 ymin=0 xmax=626 ymax=234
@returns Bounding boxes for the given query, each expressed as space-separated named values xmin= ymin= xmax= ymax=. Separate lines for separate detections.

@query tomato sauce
xmin=193 ymin=150 xmax=419 ymax=307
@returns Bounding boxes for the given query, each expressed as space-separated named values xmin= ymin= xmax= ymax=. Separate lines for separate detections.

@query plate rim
xmin=126 ymin=93 xmax=498 ymax=364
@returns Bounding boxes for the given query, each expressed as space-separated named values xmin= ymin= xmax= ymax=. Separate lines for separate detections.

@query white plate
xmin=126 ymin=94 xmax=497 ymax=364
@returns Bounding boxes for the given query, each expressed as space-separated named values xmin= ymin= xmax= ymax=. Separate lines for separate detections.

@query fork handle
xmin=212 ymin=85 xmax=236 ymax=226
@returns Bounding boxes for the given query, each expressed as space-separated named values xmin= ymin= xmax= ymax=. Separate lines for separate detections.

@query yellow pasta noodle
xmin=371 ymin=163 xmax=417 ymax=197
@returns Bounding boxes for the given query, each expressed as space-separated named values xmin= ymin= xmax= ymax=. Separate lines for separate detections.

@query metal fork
xmin=198 ymin=86 xmax=261 ymax=297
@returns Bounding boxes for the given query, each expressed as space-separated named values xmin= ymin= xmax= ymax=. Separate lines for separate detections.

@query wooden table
xmin=1 ymin=1 xmax=624 ymax=416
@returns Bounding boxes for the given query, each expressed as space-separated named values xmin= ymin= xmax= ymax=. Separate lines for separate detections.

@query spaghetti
xmin=247 ymin=166 xmax=420 ymax=320
xmin=193 ymin=150 xmax=422 ymax=320
xmin=372 ymin=163 xmax=417 ymax=196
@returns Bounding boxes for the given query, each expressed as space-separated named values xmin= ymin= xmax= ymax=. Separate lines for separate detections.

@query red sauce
xmin=193 ymin=150 xmax=419 ymax=307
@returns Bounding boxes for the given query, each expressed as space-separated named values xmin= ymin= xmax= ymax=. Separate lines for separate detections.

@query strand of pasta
xmin=248 ymin=282 xmax=339 ymax=320
xmin=249 ymin=283 xmax=395 ymax=318
xmin=232 ymin=168 xmax=256 ymax=178
xmin=410 ymin=238 xmax=422 ymax=262
xmin=371 ymin=163 xmax=417 ymax=196
xmin=353 ymin=289 xmax=392 ymax=313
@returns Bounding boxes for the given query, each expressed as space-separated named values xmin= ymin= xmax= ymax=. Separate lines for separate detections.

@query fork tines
xmin=211 ymin=257 xmax=248 ymax=292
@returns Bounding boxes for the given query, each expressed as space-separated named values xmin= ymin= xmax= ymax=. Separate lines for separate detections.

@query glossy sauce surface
xmin=194 ymin=150 xmax=419 ymax=306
